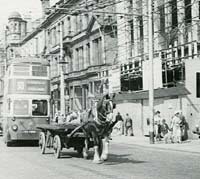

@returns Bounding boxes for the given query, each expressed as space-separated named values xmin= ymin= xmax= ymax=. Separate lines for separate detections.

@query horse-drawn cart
xmin=37 ymin=123 xmax=101 ymax=159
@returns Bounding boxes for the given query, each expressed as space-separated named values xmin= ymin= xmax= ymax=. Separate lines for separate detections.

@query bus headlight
xmin=12 ymin=125 xmax=18 ymax=131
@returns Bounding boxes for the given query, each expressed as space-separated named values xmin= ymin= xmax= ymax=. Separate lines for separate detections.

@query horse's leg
xmin=101 ymin=136 xmax=109 ymax=161
xmin=83 ymin=138 xmax=89 ymax=159
xmin=92 ymin=131 xmax=102 ymax=164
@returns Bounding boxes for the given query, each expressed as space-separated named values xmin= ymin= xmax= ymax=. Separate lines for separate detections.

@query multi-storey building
xmin=4 ymin=0 xmax=117 ymax=117
xmin=115 ymin=0 xmax=200 ymax=137
xmin=3 ymin=0 xmax=200 ymax=138
xmin=0 ymin=45 xmax=6 ymax=119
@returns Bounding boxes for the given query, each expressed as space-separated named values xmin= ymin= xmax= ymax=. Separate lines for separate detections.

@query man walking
xmin=125 ymin=113 xmax=134 ymax=136
xmin=115 ymin=112 xmax=124 ymax=135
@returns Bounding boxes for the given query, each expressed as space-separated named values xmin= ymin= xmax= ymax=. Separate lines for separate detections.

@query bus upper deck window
xmin=32 ymin=66 xmax=47 ymax=77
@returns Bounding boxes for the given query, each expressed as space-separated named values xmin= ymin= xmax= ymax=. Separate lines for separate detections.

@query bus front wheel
xmin=39 ymin=132 xmax=46 ymax=154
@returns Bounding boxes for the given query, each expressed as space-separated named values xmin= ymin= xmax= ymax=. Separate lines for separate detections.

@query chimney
xmin=41 ymin=0 xmax=50 ymax=18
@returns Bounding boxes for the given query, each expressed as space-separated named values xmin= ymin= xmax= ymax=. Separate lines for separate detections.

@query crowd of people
xmin=52 ymin=110 xmax=83 ymax=124
xmin=52 ymin=106 xmax=189 ymax=144
xmin=153 ymin=110 xmax=189 ymax=144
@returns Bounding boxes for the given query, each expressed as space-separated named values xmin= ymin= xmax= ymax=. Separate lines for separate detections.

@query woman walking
xmin=171 ymin=110 xmax=182 ymax=143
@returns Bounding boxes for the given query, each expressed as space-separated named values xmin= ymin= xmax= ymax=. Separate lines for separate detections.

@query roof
xmin=115 ymin=86 xmax=190 ymax=103
xmin=9 ymin=11 xmax=22 ymax=19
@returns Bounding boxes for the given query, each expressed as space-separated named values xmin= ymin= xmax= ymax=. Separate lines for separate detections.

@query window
xmin=86 ymin=43 xmax=91 ymax=66
xmin=120 ymin=62 xmax=143 ymax=92
xmin=14 ymin=100 xmax=29 ymax=115
xmin=79 ymin=46 xmax=84 ymax=69
xmin=158 ymin=5 xmax=165 ymax=33
xmin=32 ymin=100 xmax=48 ymax=116
xmin=128 ymin=20 xmax=134 ymax=44
xmin=162 ymin=61 xmax=185 ymax=88
xmin=93 ymin=38 xmax=102 ymax=65
xmin=138 ymin=16 xmax=143 ymax=40
xmin=10 ymin=49 xmax=14 ymax=58
xmin=75 ymin=48 xmax=79 ymax=70
xmin=32 ymin=66 xmax=47 ymax=77
xmin=13 ymin=65 xmax=30 ymax=76
xmin=199 ymin=1 xmax=200 ymax=19
xmin=67 ymin=16 xmax=71 ymax=34
xmin=185 ymin=0 xmax=192 ymax=24
xmin=197 ymin=73 xmax=200 ymax=98
xmin=170 ymin=0 xmax=178 ymax=29
xmin=74 ymin=86 xmax=83 ymax=109
xmin=79 ymin=15 xmax=83 ymax=32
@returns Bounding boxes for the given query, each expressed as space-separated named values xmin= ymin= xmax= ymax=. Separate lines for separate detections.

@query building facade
xmin=4 ymin=0 xmax=117 ymax=118
xmin=2 ymin=0 xmax=200 ymax=138
xmin=114 ymin=0 xmax=200 ymax=137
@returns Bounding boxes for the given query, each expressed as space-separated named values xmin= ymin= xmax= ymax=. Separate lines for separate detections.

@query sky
xmin=0 ymin=0 xmax=59 ymax=39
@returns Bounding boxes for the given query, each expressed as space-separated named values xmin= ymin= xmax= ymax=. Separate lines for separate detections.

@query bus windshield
xmin=32 ymin=100 xmax=48 ymax=116
xmin=14 ymin=100 xmax=29 ymax=115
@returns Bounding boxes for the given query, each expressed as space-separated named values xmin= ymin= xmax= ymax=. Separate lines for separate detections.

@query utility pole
xmin=148 ymin=0 xmax=154 ymax=144
xmin=59 ymin=22 xmax=65 ymax=117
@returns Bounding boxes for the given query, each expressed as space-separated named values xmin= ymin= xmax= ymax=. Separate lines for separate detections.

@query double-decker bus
xmin=3 ymin=58 xmax=50 ymax=146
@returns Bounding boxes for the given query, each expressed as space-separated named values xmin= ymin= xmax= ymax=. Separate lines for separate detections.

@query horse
xmin=79 ymin=93 xmax=118 ymax=164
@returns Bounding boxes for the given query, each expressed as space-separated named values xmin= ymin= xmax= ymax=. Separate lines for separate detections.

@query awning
xmin=115 ymin=86 xmax=190 ymax=103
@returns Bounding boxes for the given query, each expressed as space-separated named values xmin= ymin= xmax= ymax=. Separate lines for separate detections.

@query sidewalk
xmin=111 ymin=134 xmax=200 ymax=154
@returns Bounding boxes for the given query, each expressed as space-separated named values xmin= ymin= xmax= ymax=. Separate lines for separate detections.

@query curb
xmin=111 ymin=140 xmax=200 ymax=155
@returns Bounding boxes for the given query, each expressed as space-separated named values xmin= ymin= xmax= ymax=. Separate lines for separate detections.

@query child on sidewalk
xmin=161 ymin=119 xmax=173 ymax=143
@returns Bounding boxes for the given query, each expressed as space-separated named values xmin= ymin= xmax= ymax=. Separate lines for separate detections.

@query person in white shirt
xmin=154 ymin=110 xmax=162 ymax=141
xmin=171 ymin=110 xmax=182 ymax=143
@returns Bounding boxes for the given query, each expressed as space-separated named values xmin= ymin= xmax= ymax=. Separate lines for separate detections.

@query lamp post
xmin=148 ymin=0 xmax=154 ymax=144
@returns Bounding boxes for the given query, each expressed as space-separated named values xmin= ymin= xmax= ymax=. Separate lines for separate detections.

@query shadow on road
xmin=104 ymin=154 xmax=147 ymax=165
xmin=6 ymin=140 xmax=39 ymax=147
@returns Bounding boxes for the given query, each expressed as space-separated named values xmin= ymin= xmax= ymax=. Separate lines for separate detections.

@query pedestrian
xmin=161 ymin=119 xmax=171 ymax=143
xmin=179 ymin=113 xmax=189 ymax=141
xmin=58 ymin=113 xmax=66 ymax=124
xmin=124 ymin=113 xmax=134 ymax=136
xmin=115 ymin=112 xmax=124 ymax=135
xmin=154 ymin=110 xmax=162 ymax=141
xmin=53 ymin=112 xmax=59 ymax=123
xmin=171 ymin=110 xmax=182 ymax=143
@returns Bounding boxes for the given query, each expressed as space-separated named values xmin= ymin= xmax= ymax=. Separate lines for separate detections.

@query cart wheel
xmin=39 ymin=132 xmax=46 ymax=154
xmin=53 ymin=135 xmax=61 ymax=159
